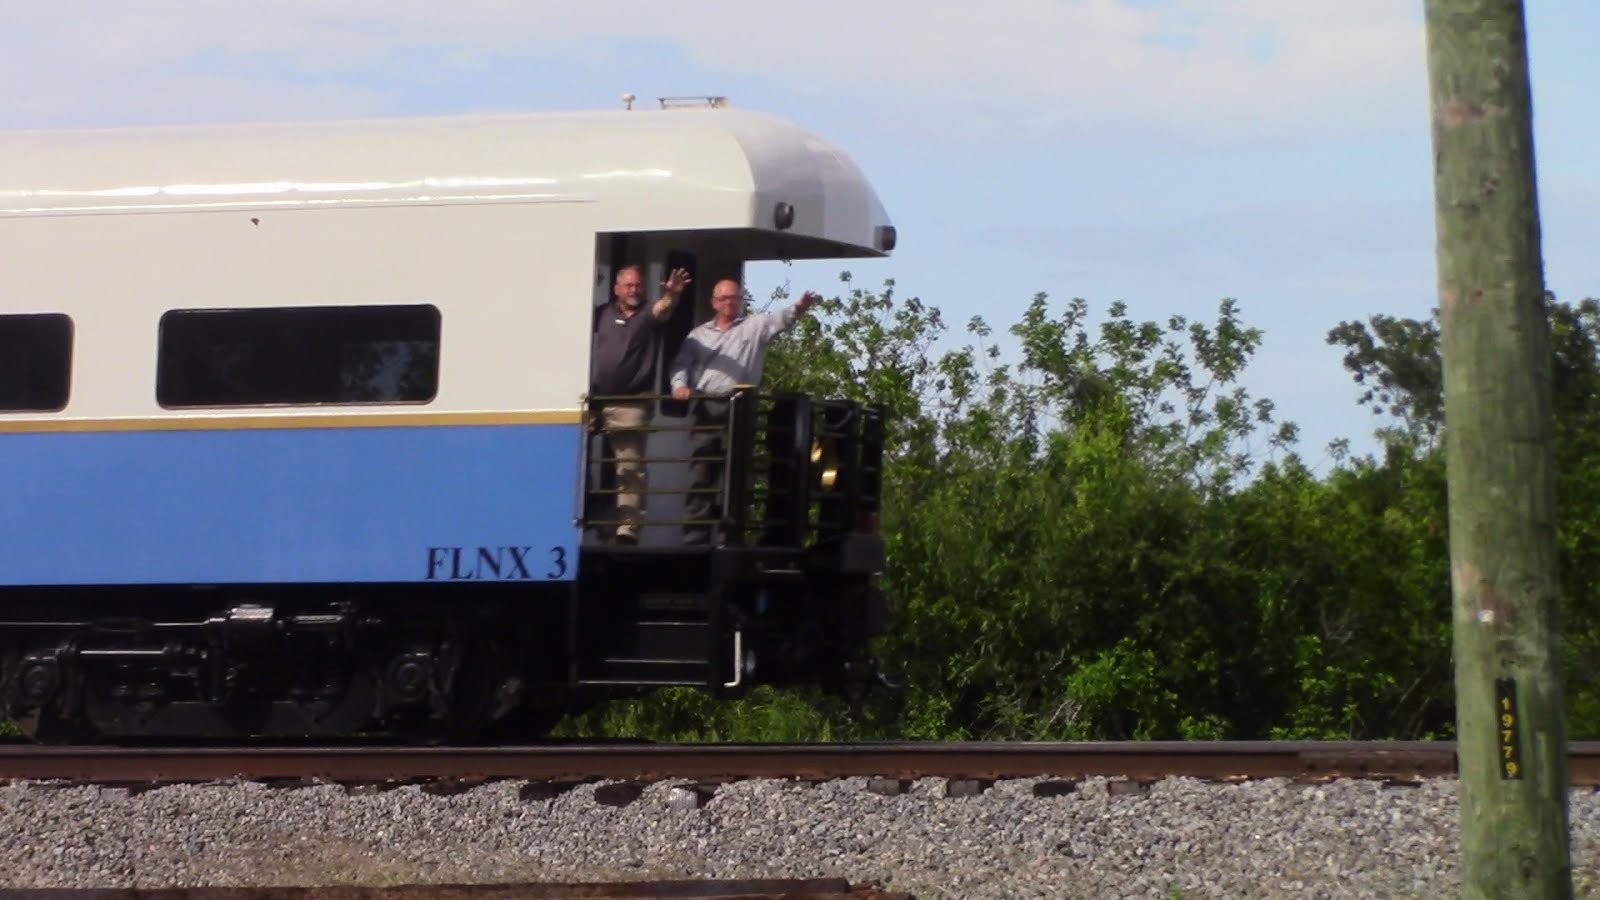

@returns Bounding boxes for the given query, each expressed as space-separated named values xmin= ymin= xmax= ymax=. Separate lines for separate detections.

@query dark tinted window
xmin=157 ymin=305 xmax=440 ymax=408
xmin=0 ymin=313 xmax=73 ymax=412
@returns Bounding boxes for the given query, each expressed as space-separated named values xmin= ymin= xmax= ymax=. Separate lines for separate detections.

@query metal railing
xmin=579 ymin=389 xmax=751 ymax=540
xmin=579 ymin=389 xmax=885 ymax=548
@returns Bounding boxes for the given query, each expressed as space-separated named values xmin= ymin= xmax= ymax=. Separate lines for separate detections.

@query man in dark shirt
xmin=590 ymin=264 xmax=691 ymax=545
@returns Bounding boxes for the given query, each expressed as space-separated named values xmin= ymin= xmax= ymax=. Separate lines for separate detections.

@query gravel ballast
xmin=3 ymin=775 xmax=1599 ymax=898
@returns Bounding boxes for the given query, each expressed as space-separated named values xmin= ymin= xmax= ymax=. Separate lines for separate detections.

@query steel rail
xmin=0 ymin=879 xmax=911 ymax=899
xmin=4 ymin=741 xmax=1600 ymax=786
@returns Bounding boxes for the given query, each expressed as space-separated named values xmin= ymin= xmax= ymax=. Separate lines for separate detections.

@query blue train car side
xmin=0 ymin=419 xmax=582 ymax=587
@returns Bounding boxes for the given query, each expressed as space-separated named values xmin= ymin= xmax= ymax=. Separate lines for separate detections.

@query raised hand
xmin=663 ymin=267 xmax=693 ymax=295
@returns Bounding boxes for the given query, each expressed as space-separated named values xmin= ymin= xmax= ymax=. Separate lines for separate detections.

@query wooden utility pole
xmin=1424 ymin=0 xmax=1571 ymax=895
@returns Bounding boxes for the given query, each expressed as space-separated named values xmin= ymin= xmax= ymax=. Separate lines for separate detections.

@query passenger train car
xmin=0 ymin=101 xmax=895 ymax=742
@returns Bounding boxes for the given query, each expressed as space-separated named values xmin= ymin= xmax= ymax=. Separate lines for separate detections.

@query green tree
xmin=774 ymin=283 xmax=1310 ymax=740
xmin=1328 ymin=296 xmax=1600 ymax=736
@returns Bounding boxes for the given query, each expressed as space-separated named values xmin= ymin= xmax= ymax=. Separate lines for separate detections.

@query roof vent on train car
xmin=774 ymin=202 xmax=795 ymax=231
xmin=659 ymin=96 xmax=732 ymax=109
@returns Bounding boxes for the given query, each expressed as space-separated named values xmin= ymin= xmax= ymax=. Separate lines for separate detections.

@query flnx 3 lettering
xmin=425 ymin=546 xmax=568 ymax=580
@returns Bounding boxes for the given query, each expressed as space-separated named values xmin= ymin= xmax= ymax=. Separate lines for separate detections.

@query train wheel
xmin=383 ymin=635 xmax=499 ymax=746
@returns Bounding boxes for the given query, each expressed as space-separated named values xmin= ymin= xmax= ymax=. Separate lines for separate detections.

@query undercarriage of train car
xmin=0 ymin=390 xmax=889 ymax=743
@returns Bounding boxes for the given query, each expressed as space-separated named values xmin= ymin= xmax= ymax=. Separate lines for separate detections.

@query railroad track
xmin=5 ymin=740 xmax=1600 ymax=788
xmin=0 ymin=878 xmax=910 ymax=899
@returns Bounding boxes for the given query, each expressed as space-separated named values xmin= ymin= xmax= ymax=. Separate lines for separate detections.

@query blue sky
xmin=3 ymin=1 xmax=1594 ymax=464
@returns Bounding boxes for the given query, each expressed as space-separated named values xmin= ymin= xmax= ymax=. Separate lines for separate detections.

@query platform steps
xmin=574 ymin=548 xmax=723 ymax=687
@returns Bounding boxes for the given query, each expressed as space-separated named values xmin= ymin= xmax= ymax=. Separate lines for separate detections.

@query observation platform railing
xmin=579 ymin=389 xmax=884 ymax=549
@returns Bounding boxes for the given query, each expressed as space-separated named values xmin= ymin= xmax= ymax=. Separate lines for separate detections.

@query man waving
xmin=670 ymin=281 xmax=821 ymax=544
xmin=590 ymin=264 xmax=691 ymax=545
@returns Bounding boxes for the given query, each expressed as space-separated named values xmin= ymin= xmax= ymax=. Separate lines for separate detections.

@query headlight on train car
xmin=811 ymin=437 xmax=839 ymax=490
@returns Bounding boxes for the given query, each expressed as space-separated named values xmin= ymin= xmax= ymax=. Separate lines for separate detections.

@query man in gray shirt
xmin=669 ymin=279 xmax=820 ymax=544
xmin=590 ymin=264 xmax=690 ymax=545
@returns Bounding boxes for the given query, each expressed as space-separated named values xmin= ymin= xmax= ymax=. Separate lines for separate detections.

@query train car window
xmin=0 ymin=313 xmax=73 ymax=412
xmin=156 ymin=305 xmax=441 ymax=408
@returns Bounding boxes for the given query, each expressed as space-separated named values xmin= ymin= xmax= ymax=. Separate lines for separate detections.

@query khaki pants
xmin=600 ymin=400 xmax=651 ymax=539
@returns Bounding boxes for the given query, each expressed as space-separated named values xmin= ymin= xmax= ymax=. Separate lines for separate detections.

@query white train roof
xmin=0 ymin=105 xmax=894 ymax=258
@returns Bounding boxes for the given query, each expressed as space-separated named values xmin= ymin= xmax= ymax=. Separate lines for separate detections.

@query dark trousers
xmin=682 ymin=398 xmax=730 ymax=545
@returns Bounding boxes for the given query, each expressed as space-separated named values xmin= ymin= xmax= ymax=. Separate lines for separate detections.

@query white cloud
xmin=0 ymin=0 xmax=1426 ymax=146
